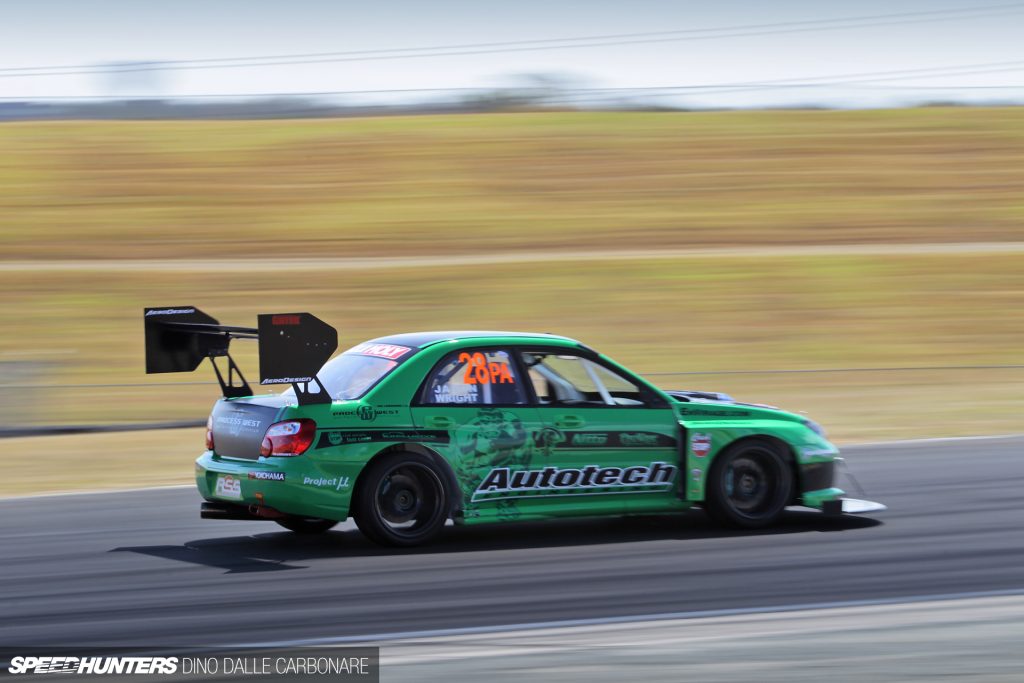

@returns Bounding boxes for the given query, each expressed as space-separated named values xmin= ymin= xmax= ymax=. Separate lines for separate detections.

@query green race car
xmin=144 ymin=307 xmax=883 ymax=546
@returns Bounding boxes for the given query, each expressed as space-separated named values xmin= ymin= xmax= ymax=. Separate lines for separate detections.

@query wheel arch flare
xmin=352 ymin=442 xmax=464 ymax=518
xmin=679 ymin=421 xmax=839 ymax=503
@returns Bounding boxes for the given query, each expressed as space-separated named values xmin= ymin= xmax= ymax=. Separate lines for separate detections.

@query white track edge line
xmin=0 ymin=484 xmax=194 ymax=501
xmin=235 ymin=587 xmax=1024 ymax=648
xmin=840 ymin=433 xmax=1023 ymax=448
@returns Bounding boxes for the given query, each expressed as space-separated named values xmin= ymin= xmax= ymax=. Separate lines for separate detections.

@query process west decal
xmin=471 ymin=462 xmax=677 ymax=502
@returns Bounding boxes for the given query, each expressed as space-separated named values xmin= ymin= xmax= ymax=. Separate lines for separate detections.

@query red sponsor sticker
xmin=349 ymin=343 xmax=412 ymax=360
xmin=271 ymin=314 xmax=301 ymax=326
xmin=691 ymin=433 xmax=712 ymax=458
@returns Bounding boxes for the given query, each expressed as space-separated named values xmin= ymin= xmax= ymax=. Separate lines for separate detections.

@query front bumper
xmin=195 ymin=450 xmax=358 ymax=521
xmin=800 ymin=486 xmax=846 ymax=509
xmin=800 ymin=488 xmax=886 ymax=515
xmin=831 ymin=498 xmax=888 ymax=514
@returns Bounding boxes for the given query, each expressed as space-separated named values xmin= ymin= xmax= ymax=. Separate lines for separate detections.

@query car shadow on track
xmin=111 ymin=511 xmax=881 ymax=573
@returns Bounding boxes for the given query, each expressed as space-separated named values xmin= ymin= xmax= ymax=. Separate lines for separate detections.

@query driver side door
xmin=518 ymin=349 xmax=682 ymax=515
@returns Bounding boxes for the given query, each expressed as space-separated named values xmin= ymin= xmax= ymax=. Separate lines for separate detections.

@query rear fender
xmin=352 ymin=443 xmax=462 ymax=517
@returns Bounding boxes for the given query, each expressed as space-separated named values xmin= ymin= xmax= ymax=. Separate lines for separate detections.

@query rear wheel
xmin=705 ymin=438 xmax=793 ymax=529
xmin=353 ymin=452 xmax=449 ymax=547
xmin=274 ymin=517 xmax=338 ymax=534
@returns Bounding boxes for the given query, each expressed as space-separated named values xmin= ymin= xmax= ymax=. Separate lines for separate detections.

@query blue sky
xmin=1 ymin=0 xmax=1022 ymax=107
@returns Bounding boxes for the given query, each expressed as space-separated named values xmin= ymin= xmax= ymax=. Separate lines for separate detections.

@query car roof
xmin=363 ymin=330 xmax=582 ymax=349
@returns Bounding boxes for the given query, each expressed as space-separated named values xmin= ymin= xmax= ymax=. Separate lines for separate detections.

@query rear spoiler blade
xmin=144 ymin=307 xmax=338 ymax=405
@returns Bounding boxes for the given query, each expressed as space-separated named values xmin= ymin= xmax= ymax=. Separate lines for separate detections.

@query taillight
xmin=260 ymin=419 xmax=316 ymax=457
xmin=205 ymin=416 xmax=215 ymax=451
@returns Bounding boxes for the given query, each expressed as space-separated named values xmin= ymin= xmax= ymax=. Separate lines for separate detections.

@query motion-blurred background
xmin=0 ymin=0 xmax=1021 ymax=491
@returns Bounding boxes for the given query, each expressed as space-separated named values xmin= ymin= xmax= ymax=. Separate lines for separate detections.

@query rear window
xmin=283 ymin=351 xmax=405 ymax=400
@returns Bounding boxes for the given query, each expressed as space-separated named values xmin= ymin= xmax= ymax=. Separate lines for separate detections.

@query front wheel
xmin=353 ymin=453 xmax=450 ymax=547
xmin=704 ymin=438 xmax=793 ymax=529
xmin=274 ymin=517 xmax=339 ymax=534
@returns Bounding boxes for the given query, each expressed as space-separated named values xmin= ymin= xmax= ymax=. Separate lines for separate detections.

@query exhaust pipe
xmin=201 ymin=502 xmax=257 ymax=520
xmin=200 ymin=501 xmax=282 ymax=520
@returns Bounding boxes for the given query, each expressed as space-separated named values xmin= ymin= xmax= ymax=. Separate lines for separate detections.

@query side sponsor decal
xmin=144 ymin=307 xmax=195 ymax=317
xmin=678 ymin=406 xmax=750 ymax=418
xmin=247 ymin=471 xmax=285 ymax=481
xmin=347 ymin=343 xmax=412 ymax=360
xmin=316 ymin=429 xmax=451 ymax=449
xmin=555 ymin=431 xmax=677 ymax=449
xmin=690 ymin=432 xmax=712 ymax=458
xmin=303 ymin=475 xmax=351 ymax=491
xmin=260 ymin=376 xmax=312 ymax=385
xmin=331 ymin=404 xmax=404 ymax=421
xmin=213 ymin=475 xmax=242 ymax=500
xmin=471 ymin=462 xmax=678 ymax=502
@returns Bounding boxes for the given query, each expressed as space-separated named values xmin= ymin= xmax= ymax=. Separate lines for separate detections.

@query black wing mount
xmin=144 ymin=307 xmax=338 ymax=406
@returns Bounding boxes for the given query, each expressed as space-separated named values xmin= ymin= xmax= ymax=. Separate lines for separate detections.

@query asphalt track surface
xmin=1 ymin=436 xmax=1022 ymax=648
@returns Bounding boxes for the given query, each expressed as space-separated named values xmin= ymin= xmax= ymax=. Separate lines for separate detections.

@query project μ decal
xmin=303 ymin=475 xmax=351 ymax=490
xmin=472 ymin=462 xmax=678 ymax=502
xmin=690 ymin=432 xmax=712 ymax=458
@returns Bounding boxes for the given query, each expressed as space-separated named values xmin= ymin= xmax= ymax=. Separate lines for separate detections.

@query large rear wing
xmin=144 ymin=306 xmax=338 ymax=405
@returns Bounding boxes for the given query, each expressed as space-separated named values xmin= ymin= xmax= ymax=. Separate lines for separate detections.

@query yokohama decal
xmin=471 ymin=462 xmax=677 ymax=502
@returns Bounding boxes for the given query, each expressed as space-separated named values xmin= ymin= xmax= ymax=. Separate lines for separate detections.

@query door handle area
xmin=423 ymin=416 xmax=457 ymax=429
xmin=554 ymin=415 xmax=586 ymax=429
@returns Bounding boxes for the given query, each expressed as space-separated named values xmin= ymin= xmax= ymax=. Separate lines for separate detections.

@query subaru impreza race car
xmin=145 ymin=307 xmax=883 ymax=546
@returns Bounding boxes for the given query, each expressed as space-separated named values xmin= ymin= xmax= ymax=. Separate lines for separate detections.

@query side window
xmin=421 ymin=349 xmax=526 ymax=405
xmin=521 ymin=352 xmax=646 ymax=406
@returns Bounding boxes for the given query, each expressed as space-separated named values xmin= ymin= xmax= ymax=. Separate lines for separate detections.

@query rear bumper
xmin=195 ymin=450 xmax=356 ymax=521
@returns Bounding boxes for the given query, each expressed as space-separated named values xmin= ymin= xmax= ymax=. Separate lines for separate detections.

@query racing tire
xmin=353 ymin=452 xmax=450 ymax=547
xmin=704 ymin=438 xmax=793 ymax=529
xmin=274 ymin=517 xmax=339 ymax=534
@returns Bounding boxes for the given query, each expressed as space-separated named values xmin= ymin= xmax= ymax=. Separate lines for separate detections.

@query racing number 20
xmin=459 ymin=352 xmax=515 ymax=385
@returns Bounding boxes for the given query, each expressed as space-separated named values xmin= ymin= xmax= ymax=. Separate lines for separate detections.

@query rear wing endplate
xmin=144 ymin=307 xmax=338 ymax=405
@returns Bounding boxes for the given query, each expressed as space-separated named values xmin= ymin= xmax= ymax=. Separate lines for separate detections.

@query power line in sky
xmin=0 ymin=2 xmax=1021 ymax=78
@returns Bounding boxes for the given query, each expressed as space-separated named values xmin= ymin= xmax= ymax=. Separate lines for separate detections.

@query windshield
xmin=283 ymin=353 xmax=399 ymax=401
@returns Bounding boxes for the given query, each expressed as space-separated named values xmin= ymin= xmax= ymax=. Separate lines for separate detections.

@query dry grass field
xmin=2 ymin=108 xmax=1023 ymax=260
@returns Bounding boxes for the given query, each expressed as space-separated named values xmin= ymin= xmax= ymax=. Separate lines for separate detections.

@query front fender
xmin=679 ymin=420 xmax=841 ymax=502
